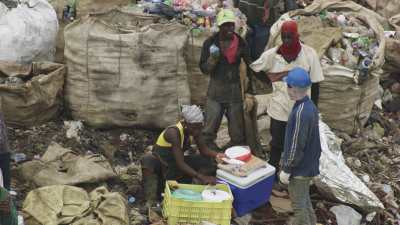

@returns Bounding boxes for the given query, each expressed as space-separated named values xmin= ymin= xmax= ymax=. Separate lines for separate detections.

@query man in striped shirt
xmin=279 ymin=67 xmax=321 ymax=225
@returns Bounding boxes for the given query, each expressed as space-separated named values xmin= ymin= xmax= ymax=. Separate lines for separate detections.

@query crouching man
xmin=279 ymin=68 xmax=322 ymax=225
xmin=141 ymin=105 xmax=225 ymax=206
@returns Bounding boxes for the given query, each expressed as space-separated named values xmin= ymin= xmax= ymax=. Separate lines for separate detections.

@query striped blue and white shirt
xmin=281 ymin=96 xmax=321 ymax=177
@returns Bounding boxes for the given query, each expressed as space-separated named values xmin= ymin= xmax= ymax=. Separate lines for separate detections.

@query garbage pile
xmin=0 ymin=0 xmax=398 ymax=225
xmin=338 ymin=107 xmax=400 ymax=224
xmin=319 ymin=11 xmax=379 ymax=84
xmin=138 ymin=0 xmax=247 ymax=35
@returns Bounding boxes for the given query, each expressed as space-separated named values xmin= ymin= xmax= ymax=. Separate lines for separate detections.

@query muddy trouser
xmin=141 ymin=152 xmax=216 ymax=200
xmin=0 ymin=152 xmax=11 ymax=190
xmin=269 ymin=118 xmax=287 ymax=179
xmin=202 ymin=98 xmax=245 ymax=148
xmin=288 ymin=177 xmax=317 ymax=225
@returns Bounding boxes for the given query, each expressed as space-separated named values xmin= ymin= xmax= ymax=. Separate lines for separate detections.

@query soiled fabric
xmin=223 ymin=35 xmax=240 ymax=64
xmin=23 ymin=185 xmax=129 ymax=225
xmin=20 ymin=143 xmax=116 ymax=187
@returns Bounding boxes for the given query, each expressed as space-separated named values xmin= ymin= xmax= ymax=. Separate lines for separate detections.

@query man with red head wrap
xmin=278 ymin=20 xmax=302 ymax=62
xmin=250 ymin=20 xmax=324 ymax=184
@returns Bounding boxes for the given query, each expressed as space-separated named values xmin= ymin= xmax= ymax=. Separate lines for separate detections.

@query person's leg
xmin=0 ymin=152 xmax=11 ymax=190
xmin=225 ymin=102 xmax=245 ymax=147
xmin=288 ymin=178 xmax=313 ymax=225
xmin=285 ymin=0 xmax=298 ymax=12
xmin=203 ymin=98 xmax=224 ymax=150
xmin=269 ymin=118 xmax=287 ymax=176
xmin=140 ymin=153 xmax=163 ymax=206
xmin=246 ymin=24 xmax=256 ymax=60
xmin=252 ymin=24 xmax=270 ymax=60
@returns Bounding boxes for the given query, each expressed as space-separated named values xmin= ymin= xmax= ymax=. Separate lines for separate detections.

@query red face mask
xmin=278 ymin=20 xmax=301 ymax=62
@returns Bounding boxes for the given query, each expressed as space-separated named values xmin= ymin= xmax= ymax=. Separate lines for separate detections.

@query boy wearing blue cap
xmin=279 ymin=67 xmax=321 ymax=225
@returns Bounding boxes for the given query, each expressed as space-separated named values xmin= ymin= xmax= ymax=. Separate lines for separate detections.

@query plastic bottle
xmin=204 ymin=17 xmax=210 ymax=29
xmin=209 ymin=44 xmax=220 ymax=55
xmin=328 ymin=47 xmax=342 ymax=64
xmin=13 ymin=153 xmax=26 ymax=163
xmin=341 ymin=38 xmax=358 ymax=68
xmin=62 ymin=5 xmax=70 ymax=21
xmin=319 ymin=10 xmax=327 ymax=20
xmin=358 ymin=57 xmax=372 ymax=83
xmin=336 ymin=14 xmax=347 ymax=27
xmin=18 ymin=215 xmax=24 ymax=225
xmin=128 ymin=196 xmax=136 ymax=204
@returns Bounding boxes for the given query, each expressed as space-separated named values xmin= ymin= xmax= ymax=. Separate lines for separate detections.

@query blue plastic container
xmin=217 ymin=164 xmax=276 ymax=217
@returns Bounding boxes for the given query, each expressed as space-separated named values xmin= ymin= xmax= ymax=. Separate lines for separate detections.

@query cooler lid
xmin=217 ymin=164 xmax=276 ymax=189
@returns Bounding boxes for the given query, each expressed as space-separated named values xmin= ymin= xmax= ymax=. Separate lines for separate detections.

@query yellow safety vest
xmin=155 ymin=122 xmax=185 ymax=148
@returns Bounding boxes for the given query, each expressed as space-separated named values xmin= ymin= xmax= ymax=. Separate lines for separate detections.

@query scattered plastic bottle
xmin=18 ymin=215 xmax=24 ymax=225
xmin=62 ymin=5 xmax=70 ymax=21
xmin=209 ymin=44 xmax=220 ymax=56
xmin=128 ymin=196 xmax=136 ymax=204
xmin=319 ymin=10 xmax=327 ymax=20
xmin=13 ymin=153 xmax=26 ymax=163
xmin=336 ymin=14 xmax=347 ymax=27
xmin=357 ymin=57 xmax=372 ymax=83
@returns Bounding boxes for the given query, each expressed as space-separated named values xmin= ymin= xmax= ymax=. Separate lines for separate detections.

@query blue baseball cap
xmin=283 ymin=67 xmax=312 ymax=88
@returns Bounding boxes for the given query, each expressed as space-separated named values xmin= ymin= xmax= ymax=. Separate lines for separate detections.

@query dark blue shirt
xmin=281 ymin=96 xmax=321 ymax=177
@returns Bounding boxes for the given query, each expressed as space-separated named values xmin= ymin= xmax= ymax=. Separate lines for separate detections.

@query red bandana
xmin=222 ymin=35 xmax=239 ymax=64
xmin=278 ymin=20 xmax=302 ymax=62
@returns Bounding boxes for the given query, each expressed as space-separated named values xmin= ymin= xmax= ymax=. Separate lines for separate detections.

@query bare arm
xmin=267 ymin=71 xmax=289 ymax=82
xmin=194 ymin=134 xmax=219 ymax=158
xmin=164 ymin=128 xmax=217 ymax=184
xmin=164 ymin=128 xmax=199 ymax=178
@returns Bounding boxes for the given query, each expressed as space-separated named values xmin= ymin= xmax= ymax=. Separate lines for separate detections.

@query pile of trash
xmin=137 ymin=0 xmax=247 ymax=35
xmin=320 ymin=12 xmax=379 ymax=83
xmin=0 ymin=0 xmax=398 ymax=224
xmin=338 ymin=107 xmax=400 ymax=224
xmin=7 ymin=119 xmax=157 ymax=224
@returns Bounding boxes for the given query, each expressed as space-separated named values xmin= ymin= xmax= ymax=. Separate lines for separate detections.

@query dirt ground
xmin=7 ymin=107 xmax=399 ymax=225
